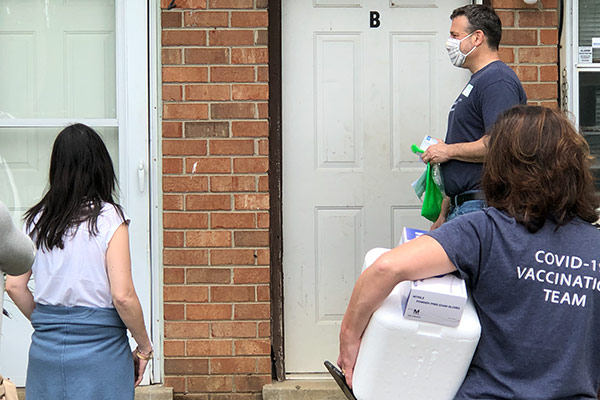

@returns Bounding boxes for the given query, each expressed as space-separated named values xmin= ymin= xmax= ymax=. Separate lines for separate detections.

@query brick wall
xmin=160 ymin=0 xmax=271 ymax=398
xmin=492 ymin=0 xmax=559 ymax=107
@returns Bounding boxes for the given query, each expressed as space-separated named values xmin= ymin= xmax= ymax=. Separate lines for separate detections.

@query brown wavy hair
xmin=483 ymin=105 xmax=599 ymax=233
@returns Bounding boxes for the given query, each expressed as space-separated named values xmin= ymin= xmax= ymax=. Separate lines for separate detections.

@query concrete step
xmin=16 ymin=384 xmax=173 ymax=400
xmin=263 ymin=380 xmax=347 ymax=400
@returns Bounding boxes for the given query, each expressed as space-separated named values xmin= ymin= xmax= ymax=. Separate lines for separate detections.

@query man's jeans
xmin=447 ymin=191 xmax=486 ymax=222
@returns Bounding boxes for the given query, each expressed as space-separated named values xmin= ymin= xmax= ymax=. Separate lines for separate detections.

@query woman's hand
xmin=337 ymin=333 xmax=362 ymax=388
xmin=132 ymin=348 xmax=151 ymax=387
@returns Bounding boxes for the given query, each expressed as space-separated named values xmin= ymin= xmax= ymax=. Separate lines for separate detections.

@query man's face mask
xmin=445 ymin=32 xmax=477 ymax=67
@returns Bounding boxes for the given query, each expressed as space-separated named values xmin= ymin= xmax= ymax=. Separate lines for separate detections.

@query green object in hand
xmin=411 ymin=144 xmax=424 ymax=154
xmin=421 ymin=163 xmax=443 ymax=222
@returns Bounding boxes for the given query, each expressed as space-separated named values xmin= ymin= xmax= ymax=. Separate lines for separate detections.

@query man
xmin=421 ymin=5 xmax=526 ymax=229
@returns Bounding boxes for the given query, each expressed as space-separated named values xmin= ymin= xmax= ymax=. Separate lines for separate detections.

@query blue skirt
xmin=26 ymin=304 xmax=134 ymax=400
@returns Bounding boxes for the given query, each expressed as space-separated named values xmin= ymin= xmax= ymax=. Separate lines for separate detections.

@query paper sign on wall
xmin=592 ymin=38 xmax=600 ymax=48
xmin=579 ymin=47 xmax=592 ymax=64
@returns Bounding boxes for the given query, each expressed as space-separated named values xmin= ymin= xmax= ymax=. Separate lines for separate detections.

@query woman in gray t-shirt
xmin=338 ymin=105 xmax=600 ymax=399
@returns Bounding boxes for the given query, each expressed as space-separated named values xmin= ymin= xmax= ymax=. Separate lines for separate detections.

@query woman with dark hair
xmin=338 ymin=106 xmax=600 ymax=399
xmin=6 ymin=124 xmax=152 ymax=399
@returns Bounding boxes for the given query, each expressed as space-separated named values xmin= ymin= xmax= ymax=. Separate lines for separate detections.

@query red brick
xmin=164 ymin=340 xmax=186 ymax=357
xmin=513 ymin=66 xmax=538 ymax=82
xmin=184 ymin=11 xmax=228 ymax=27
xmin=164 ymin=267 xmax=185 ymax=283
xmin=211 ymin=213 xmax=255 ymax=229
xmin=258 ymin=321 xmax=269 ymax=338
xmin=186 ymin=121 xmax=230 ymax=138
xmin=497 ymin=10 xmax=514 ymax=27
xmin=163 ymin=67 xmax=209 ymax=83
xmin=163 ymin=194 xmax=183 ymax=211
xmin=163 ymin=103 xmax=209 ymax=120
xmin=187 ymin=340 xmax=233 ymax=356
xmin=165 ymin=304 xmax=186 ymax=320
xmin=256 ymin=249 xmax=269 ymax=265
xmin=162 ymin=48 xmax=182 ymax=65
xmin=163 ymin=121 xmax=183 ymax=138
xmin=234 ymin=231 xmax=268 ymax=247
xmin=257 ymin=66 xmax=268 ymax=82
xmin=234 ymin=339 xmax=270 ymax=355
xmin=256 ymin=212 xmax=269 ymax=228
xmin=163 ymin=176 xmax=209 ymax=192
xmin=255 ymin=30 xmax=268 ymax=46
xmin=163 ymin=85 xmax=183 ymax=101
xmin=233 ymin=157 xmax=268 ymax=173
xmin=234 ymin=194 xmax=269 ymax=210
xmin=161 ymin=0 xmax=207 ymax=8
xmin=163 ymin=157 xmax=184 ymax=174
xmin=232 ymin=121 xmax=268 ymax=137
xmin=233 ymin=268 xmax=269 ymax=284
xmin=164 ymin=249 xmax=209 ymax=265
xmin=188 ymin=376 xmax=232 ymax=393
xmin=256 ymin=285 xmax=269 ymax=301
xmin=208 ymin=0 xmax=253 ymax=9
xmin=501 ymin=29 xmax=536 ymax=46
xmin=187 ymin=304 xmax=232 ymax=320
xmin=491 ymin=0 xmax=538 ymax=8
xmin=211 ymin=322 xmax=257 ymax=338
xmin=187 ymin=268 xmax=231 ymax=284
xmin=257 ymin=357 xmax=271 ymax=373
xmin=164 ymin=286 xmax=209 ymax=302
xmin=163 ymin=377 xmax=185 ymax=393
xmin=210 ymin=176 xmax=256 ymax=192
xmin=522 ymin=83 xmax=558 ymax=100
xmin=208 ymin=30 xmax=254 ymax=46
xmin=211 ymin=66 xmax=255 ymax=82
xmin=518 ymin=47 xmax=557 ymax=63
xmin=186 ymin=158 xmax=232 ymax=174
xmin=233 ymin=375 xmax=271 ymax=392
xmin=185 ymin=48 xmax=230 ymax=65
xmin=518 ymin=11 xmax=557 ymax=27
xmin=163 ymin=140 xmax=207 ymax=156
xmin=186 ymin=194 xmax=232 ymax=211
xmin=164 ymin=212 xmax=209 ymax=229
xmin=209 ymin=139 xmax=255 ymax=155
xmin=540 ymin=65 xmax=558 ymax=82
xmin=234 ymin=304 xmax=270 ymax=321
xmin=258 ymin=139 xmax=268 ymax=156
xmin=187 ymin=230 xmax=232 ymax=247
xmin=164 ymin=357 xmax=209 ymax=374
xmin=541 ymin=0 xmax=557 ymax=7
xmin=257 ymin=102 xmax=268 ymax=118
xmin=498 ymin=47 xmax=515 ymax=64
xmin=231 ymin=48 xmax=268 ymax=64
xmin=540 ymin=29 xmax=558 ymax=45
xmin=162 ymin=11 xmax=182 ymax=28
xmin=211 ymin=249 xmax=256 ymax=265
xmin=210 ymin=357 xmax=256 ymax=373
xmin=231 ymin=11 xmax=268 ymax=27
xmin=165 ymin=322 xmax=210 ymax=339
xmin=211 ymin=285 xmax=256 ymax=303
xmin=232 ymin=84 xmax=268 ymax=100
xmin=211 ymin=103 xmax=256 ymax=119
xmin=164 ymin=231 xmax=185 ymax=247
xmin=186 ymin=84 xmax=230 ymax=100
xmin=162 ymin=30 xmax=207 ymax=46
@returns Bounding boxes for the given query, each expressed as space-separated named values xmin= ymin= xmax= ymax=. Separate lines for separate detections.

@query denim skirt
xmin=26 ymin=303 xmax=134 ymax=400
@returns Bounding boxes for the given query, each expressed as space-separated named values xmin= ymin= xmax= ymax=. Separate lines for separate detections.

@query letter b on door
xmin=370 ymin=11 xmax=381 ymax=28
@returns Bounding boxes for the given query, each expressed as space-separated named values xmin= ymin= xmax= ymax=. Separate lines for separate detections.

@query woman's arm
xmin=337 ymin=235 xmax=456 ymax=388
xmin=106 ymin=223 xmax=153 ymax=386
xmin=5 ymin=270 xmax=35 ymax=319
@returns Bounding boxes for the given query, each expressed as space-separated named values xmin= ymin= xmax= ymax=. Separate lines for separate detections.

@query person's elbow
xmin=111 ymin=287 xmax=137 ymax=309
xmin=5 ymin=275 xmax=28 ymax=297
xmin=371 ymin=253 xmax=405 ymax=283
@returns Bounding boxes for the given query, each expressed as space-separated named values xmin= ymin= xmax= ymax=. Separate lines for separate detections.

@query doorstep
xmin=262 ymin=379 xmax=346 ymax=400
xmin=16 ymin=384 xmax=173 ymax=400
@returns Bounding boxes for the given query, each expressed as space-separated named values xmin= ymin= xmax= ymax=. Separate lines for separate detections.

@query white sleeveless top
xmin=29 ymin=203 xmax=129 ymax=308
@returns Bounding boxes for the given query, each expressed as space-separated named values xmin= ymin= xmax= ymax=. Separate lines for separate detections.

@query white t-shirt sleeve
xmin=100 ymin=204 xmax=130 ymax=247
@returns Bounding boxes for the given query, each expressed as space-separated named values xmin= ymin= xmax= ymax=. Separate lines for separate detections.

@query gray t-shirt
xmin=0 ymin=201 xmax=34 ymax=276
xmin=427 ymin=208 xmax=600 ymax=399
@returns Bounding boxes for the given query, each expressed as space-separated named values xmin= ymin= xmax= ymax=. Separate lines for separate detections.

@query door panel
xmin=283 ymin=0 xmax=470 ymax=373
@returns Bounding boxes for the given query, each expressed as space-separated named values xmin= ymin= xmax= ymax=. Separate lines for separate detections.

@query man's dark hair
xmin=451 ymin=5 xmax=502 ymax=51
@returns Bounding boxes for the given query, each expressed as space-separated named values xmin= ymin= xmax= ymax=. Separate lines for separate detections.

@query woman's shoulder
xmin=99 ymin=202 xmax=128 ymax=224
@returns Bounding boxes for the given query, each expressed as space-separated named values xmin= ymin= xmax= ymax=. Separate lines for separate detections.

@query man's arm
xmin=421 ymin=135 xmax=489 ymax=164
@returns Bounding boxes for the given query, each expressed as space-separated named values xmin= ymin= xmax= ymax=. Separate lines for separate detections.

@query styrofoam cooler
xmin=352 ymin=248 xmax=481 ymax=400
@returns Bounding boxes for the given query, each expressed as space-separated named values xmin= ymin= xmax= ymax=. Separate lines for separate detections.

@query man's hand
xmin=421 ymin=140 xmax=451 ymax=164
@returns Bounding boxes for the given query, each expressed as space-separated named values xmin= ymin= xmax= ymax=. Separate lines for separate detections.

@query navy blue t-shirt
xmin=442 ymin=61 xmax=527 ymax=197
xmin=427 ymin=208 xmax=600 ymax=399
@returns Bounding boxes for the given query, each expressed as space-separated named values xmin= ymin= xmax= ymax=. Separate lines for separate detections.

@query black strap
xmin=450 ymin=191 xmax=485 ymax=208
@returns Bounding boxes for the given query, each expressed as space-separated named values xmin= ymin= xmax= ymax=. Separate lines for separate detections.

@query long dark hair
xmin=25 ymin=124 xmax=125 ymax=250
xmin=483 ymin=105 xmax=599 ymax=232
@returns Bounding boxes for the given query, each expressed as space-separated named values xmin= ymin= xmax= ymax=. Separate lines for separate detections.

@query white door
xmin=0 ymin=0 xmax=152 ymax=385
xmin=283 ymin=0 xmax=471 ymax=373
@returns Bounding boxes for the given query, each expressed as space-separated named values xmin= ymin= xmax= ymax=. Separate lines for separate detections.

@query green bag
xmin=421 ymin=163 xmax=443 ymax=222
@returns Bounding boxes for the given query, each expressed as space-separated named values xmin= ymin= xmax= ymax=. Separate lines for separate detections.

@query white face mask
xmin=445 ymin=32 xmax=477 ymax=67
